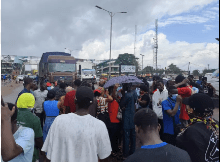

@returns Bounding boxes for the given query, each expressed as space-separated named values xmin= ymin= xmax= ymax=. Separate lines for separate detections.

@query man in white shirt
xmin=152 ymin=80 xmax=168 ymax=140
xmin=42 ymin=86 xmax=112 ymax=162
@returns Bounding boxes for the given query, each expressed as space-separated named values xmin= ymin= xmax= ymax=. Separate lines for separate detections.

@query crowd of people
xmin=1 ymin=74 xmax=219 ymax=162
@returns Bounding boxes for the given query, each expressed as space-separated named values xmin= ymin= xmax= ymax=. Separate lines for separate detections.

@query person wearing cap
xmin=43 ymin=91 xmax=59 ymax=142
xmin=124 ymin=108 xmax=191 ymax=162
xmin=46 ymin=82 xmax=52 ymax=90
xmin=63 ymin=79 xmax=81 ymax=113
xmin=16 ymin=93 xmax=45 ymax=162
xmin=1 ymin=102 xmax=35 ymax=162
xmin=16 ymin=77 xmax=34 ymax=104
xmin=176 ymin=93 xmax=219 ymax=162
xmin=42 ymin=86 xmax=112 ymax=162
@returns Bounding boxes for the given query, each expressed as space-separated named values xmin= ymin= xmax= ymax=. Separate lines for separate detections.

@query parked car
xmin=17 ymin=75 xmax=24 ymax=81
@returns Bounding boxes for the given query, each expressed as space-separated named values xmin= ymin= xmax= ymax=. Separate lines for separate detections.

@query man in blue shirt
xmin=161 ymin=85 xmax=182 ymax=146
xmin=16 ymin=77 xmax=33 ymax=104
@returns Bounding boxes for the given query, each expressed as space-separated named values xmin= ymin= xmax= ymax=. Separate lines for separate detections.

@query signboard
xmin=121 ymin=65 xmax=136 ymax=73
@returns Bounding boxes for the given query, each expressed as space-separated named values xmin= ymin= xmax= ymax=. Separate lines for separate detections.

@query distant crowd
xmin=1 ymin=74 xmax=219 ymax=162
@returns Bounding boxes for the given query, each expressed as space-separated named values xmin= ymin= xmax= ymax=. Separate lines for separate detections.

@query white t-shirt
xmin=152 ymin=88 xmax=168 ymax=119
xmin=42 ymin=113 xmax=112 ymax=162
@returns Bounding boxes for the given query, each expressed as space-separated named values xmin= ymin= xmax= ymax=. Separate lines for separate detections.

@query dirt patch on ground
xmin=1 ymin=81 xmax=23 ymax=97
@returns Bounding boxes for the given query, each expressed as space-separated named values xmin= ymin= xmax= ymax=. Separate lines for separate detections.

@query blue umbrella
xmin=103 ymin=76 xmax=128 ymax=88
xmin=122 ymin=76 xmax=143 ymax=84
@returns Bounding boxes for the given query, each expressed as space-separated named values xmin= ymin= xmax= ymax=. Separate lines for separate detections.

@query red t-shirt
xmin=177 ymin=86 xmax=192 ymax=120
xmin=108 ymin=100 xmax=120 ymax=123
xmin=63 ymin=90 xmax=76 ymax=113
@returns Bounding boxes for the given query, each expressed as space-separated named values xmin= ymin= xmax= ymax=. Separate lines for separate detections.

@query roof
xmin=40 ymin=52 xmax=71 ymax=63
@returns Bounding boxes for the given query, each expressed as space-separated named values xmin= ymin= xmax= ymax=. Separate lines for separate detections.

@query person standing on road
xmin=16 ymin=77 xmax=34 ymax=104
xmin=16 ymin=93 xmax=46 ymax=162
xmin=43 ymin=91 xmax=59 ymax=142
xmin=55 ymin=82 xmax=67 ymax=101
xmin=1 ymin=102 xmax=35 ymax=162
xmin=161 ymin=86 xmax=181 ymax=146
xmin=152 ymin=80 xmax=168 ymax=140
xmin=3 ymin=74 xmax=6 ymax=82
xmin=176 ymin=93 xmax=219 ymax=162
xmin=172 ymin=75 xmax=192 ymax=128
xmin=42 ymin=86 xmax=112 ymax=162
xmin=34 ymin=82 xmax=48 ymax=129
xmin=63 ymin=79 xmax=81 ymax=113
xmin=124 ymin=108 xmax=191 ymax=162
xmin=137 ymin=85 xmax=150 ymax=109
xmin=120 ymin=83 xmax=138 ymax=160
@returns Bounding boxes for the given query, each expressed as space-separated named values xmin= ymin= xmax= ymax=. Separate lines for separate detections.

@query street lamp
xmin=95 ymin=5 xmax=127 ymax=79
xmin=140 ymin=54 xmax=144 ymax=76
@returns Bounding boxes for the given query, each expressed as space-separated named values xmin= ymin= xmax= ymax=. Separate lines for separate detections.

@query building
xmin=96 ymin=59 xmax=120 ymax=77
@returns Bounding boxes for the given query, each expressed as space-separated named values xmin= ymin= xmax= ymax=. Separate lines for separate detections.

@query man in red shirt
xmin=63 ymin=79 xmax=81 ymax=113
xmin=171 ymin=75 xmax=192 ymax=128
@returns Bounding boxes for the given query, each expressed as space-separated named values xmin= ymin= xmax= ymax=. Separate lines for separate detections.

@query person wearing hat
xmin=46 ymin=82 xmax=52 ymax=90
xmin=176 ymin=93 xmax=219 ymax=162
xmin=16 ymin=93 xmax=46 ymax=162
xmin=124 ymin=108 xmax=191 ymax=162
xmin=42 ymin=86 xmax=112 ymax=162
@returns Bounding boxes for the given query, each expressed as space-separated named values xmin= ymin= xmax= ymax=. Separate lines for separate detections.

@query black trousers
xmin=35 ymin=112 xmax=46 ymax=130
xmin=109 ymin=123 xmax=121 ymax=153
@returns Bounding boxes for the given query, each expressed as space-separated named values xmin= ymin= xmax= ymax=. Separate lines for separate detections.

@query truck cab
xmin=39 ymin=52 xmax=77 ymax=86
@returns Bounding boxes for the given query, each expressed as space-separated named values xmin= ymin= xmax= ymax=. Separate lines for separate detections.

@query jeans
xmin=43 ymin=117 xmax=56 ymax=142
xmin=123 ymin=128 xmax=136 ymax=158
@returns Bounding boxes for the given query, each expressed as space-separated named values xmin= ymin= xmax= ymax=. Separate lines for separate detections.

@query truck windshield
xmin=82 ymin=69 xmax=96 ymax=75
xmin=48 ymin=63 xmax=76 ymax=72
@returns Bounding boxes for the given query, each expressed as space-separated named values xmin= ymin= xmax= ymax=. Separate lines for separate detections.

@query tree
xmin=167 ymin=63 xmax=181 ymax=74
xmin=192 ymin=70 xmax=200 ymax=76
xmin=143 ymin=66 xmax=154 ymax=75
xmin=202 ymin=68 xmax=216 ymax=75
xmin=115 ymin=53 xmax=140 ymax=74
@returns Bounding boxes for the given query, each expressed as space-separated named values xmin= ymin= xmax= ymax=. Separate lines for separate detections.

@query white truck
xmin=76 ymin=61 xmax=96 ymax=83
xmin=205 ymin=69 xmax=219 ymax=96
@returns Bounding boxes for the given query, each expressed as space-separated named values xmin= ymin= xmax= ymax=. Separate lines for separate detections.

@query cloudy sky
xmin=1 ymin=0 xmax=219 ymax=72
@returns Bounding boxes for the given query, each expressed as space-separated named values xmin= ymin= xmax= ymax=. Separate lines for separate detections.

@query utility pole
xmin=153 ymin=19 xmax=158 ymax=73
xmin=95 ymin=6 xmax=127 ymax=79
xmin=140 ymin=54 xmax=144 ymax=76
xmin=134 ymin=25 xmax=137 ymax=56
xmin=208 ymin=64 xmax=209 ymax=70
xmin=215 ymin=38 xmax=219 ymax=69
xmin=188 ymin=62 xmax=190 ymax=75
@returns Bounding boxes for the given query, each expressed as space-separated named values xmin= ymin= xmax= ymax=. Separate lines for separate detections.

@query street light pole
xmin=95 ymin=5 xmax=127 ymax=79
xmin=140 ymin=54 xmax=144 ymax=76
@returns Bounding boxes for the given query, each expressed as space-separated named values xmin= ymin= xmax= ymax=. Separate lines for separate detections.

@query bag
xmin=117 ymin=106 xmax=122 ymax=121
xmin=167 ymin=99 xmax=183 ymax=135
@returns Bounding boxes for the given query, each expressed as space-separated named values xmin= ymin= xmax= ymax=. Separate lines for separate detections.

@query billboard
xmin=121 ymin=65 xmax=136 ymax=73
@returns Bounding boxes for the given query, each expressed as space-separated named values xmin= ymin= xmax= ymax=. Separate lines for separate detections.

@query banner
xmin=121 ymin=65 xmax=136 ymax=73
